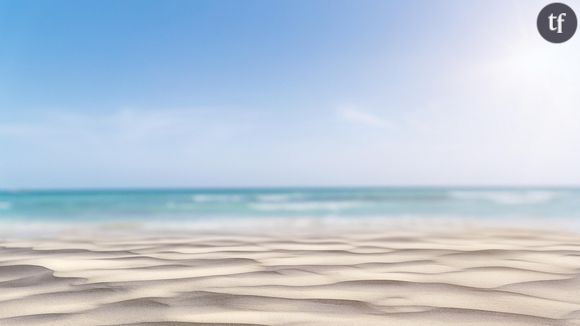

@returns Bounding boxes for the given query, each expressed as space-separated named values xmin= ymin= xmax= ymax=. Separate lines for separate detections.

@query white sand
xmin=0 ymin=223 xmax=580 ymax=326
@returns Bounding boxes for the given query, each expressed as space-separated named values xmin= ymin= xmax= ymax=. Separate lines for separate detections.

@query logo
xmin=537 ymin=3 xmax=577 ymax=43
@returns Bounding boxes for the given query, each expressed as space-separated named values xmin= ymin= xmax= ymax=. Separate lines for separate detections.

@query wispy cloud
xmin=0 ymin=108 xmax=249 ymax=145
xmin=0 ymin=107 xmax=264 ymax=187
xmin=337 ymin=106 xmax=390 ymax=129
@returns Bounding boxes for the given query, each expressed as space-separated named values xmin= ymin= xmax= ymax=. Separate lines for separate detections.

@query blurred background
xmin=0 ymin=1 xmax=579 ymax=226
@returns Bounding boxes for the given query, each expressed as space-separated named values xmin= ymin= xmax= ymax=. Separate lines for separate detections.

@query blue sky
xmin=1 ymin=0 xmax=580 ymax=188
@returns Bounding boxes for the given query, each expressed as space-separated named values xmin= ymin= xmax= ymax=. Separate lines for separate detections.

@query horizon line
xmin=2 ymin=185 xmax=580 ymax=193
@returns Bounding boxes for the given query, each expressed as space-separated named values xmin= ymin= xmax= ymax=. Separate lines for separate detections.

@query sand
xmin=1 ymin=224 xmax=580 ymax=326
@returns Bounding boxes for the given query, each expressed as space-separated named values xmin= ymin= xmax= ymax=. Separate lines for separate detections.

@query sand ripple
xmin=0 ymin=228 xmax=580 ymax=325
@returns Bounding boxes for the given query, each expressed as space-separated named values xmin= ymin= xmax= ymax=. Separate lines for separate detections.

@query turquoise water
xmin=1 ymin=188 xmax=580 ymax=222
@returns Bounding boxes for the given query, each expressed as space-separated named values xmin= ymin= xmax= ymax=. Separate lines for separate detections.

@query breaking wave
xmin=448 ymin=190 xmax=561 ymax=205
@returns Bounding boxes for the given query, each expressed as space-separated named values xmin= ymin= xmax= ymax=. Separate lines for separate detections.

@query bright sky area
xmin=1 ymin=0 xmax=579 ymax=188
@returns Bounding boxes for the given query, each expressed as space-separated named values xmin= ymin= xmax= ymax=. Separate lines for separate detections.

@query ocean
xmin=1 ymin=188 xmax=579 ymax=223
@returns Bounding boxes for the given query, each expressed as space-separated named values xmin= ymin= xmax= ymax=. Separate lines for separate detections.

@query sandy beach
xmin=2 ymin=0 xmax=578 ymax=324
xmin=1 ymin=224 xmax=580 ymax=326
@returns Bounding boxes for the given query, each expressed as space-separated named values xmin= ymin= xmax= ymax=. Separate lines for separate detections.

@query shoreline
xmin=2 ymin=215 xmax=580 ymax=238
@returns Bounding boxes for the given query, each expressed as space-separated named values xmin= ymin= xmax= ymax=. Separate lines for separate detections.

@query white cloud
xmin=0 ymin=107 xmax=265 ymax=187
xmin=338 ymin=106 xmax=390 ymax=129
xmin=0 ymin=108 xmax=249 ymax=145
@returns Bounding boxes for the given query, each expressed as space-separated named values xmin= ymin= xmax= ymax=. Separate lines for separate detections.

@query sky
xmin=1 ymin=0 xmax=580 ymax=188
